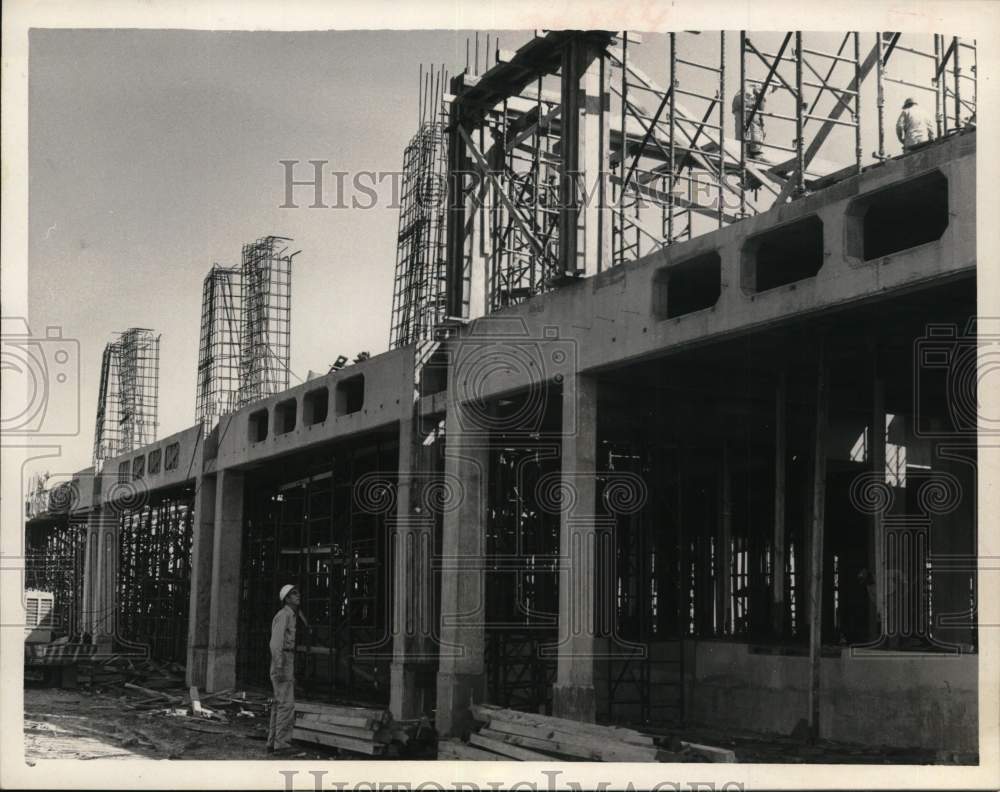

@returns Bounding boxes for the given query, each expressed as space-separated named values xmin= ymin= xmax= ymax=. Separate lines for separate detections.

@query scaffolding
xmin=195 ymin=264 xmax=242 ymax=430
xmin=416 ymin=30 xmax=978 ymax=329
xmin=875 ymin=33 xmax=977 ymax=161
xmin=237 ymin=435 xmax=396 ymax=704
xmin=389 ymin=64 xmax=450 ymax=350
xmin=117 ymin=490 xmax=194 ymax=662
xmin=93 ymin=328 xmax=161 ymax=467
xmin=238 ymin=236 xmax=297 ymax=407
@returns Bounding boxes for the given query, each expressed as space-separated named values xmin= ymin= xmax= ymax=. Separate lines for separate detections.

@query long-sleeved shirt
xmin=269 ymin=604 xmax=296 ymax=673
xmin=896 ymin=104 xmax=936 ymax=149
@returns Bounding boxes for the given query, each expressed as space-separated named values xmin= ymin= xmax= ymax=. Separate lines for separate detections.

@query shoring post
xmin=807 ymin=335 xmax=829 ymax=742
xmin=794 ymin=32 xmax=805 ymax=196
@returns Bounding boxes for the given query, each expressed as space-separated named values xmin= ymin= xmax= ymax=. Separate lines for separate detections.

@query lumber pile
xmin=76 ymin=654 xmax=185 ymax=691
xmin=439 ymin=704 xmax=736 ymax=762
xmin=292 ymin=701 xmax=426 ymax=757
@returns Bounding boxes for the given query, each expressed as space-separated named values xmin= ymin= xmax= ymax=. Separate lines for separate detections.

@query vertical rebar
xmin=853 ymin=32 xmax=862 ymax=174
xmin=617 ymin=32 xmax=628 ymax=265
xmin=739 ymin=31 xmax=747 ymax=217
xmin=933 ymin=35 xmax=943 ymax=137
xmin=953 ymin=36 xmax=962 ymax=127
xmin=718 ymin=31 xmax=726 ymax=228
xmin=794 ymin=32 xmax=805 ymax=195
xmin=668 ymin=33 xmax=676 ymax=244
xmin=876 ymin=32 xmax=886 ymax=158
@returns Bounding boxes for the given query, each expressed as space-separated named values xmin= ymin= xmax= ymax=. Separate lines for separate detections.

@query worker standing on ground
xmin=896 ymin=97 xmax=937 ymax=153
xmin=267 ymin=584 xmax=300 ymax=754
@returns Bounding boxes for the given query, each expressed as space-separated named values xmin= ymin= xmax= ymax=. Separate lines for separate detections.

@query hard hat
xmin=903 ymin=97 xmax=916 ymax=108
xmin=279 ymin=584 xmax=297 ymax=602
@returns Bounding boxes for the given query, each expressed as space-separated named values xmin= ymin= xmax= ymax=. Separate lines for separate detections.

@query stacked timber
xmin=293 ymin=701 xmax=402 ymax=756
xmin=443 ymin=704 xmax=685 ymax=762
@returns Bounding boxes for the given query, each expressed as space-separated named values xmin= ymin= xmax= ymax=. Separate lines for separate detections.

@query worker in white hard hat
xmin=732 ymin=82 xmax=778 ymax=161
xmin=896 ymin=97 xmax=937 ymax=153
xmin=266 ymin=584 xmax=300 ymax=754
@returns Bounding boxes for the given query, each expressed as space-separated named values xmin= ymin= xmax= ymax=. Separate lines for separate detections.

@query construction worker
xmin=732 ymin=84 xmax=775 ymax=160
xmin=267 ymin=583 xmax=299 ymax=754
xmin=896 ymin=97 xmax=937 ymax=153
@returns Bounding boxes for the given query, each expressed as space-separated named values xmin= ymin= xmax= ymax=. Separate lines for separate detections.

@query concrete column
xmin=390 ymin=411 xmax=438 ymax=719
xmin=186 ymin=472 xmax=217 ymax=688
xmin=86 ymin=507 xmax=118 ymax=646
xmin=205 ymin=468 xmax=244 ymax=692
xmin=553 ymin=373 xmax=599 ymax=721
xmin=560 ymin=39 xmax=607 ymax=277
xmin=435 ymin=399 xmax=488 ymax=738
xmin=80 ymin=511 xmax=99 ymax=637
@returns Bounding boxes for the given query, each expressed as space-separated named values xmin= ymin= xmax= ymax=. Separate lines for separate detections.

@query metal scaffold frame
xmin=386 ymin=29 xmax=978 ymax=341
xmin=93 ymin=328 xmax=161 ymax=467
xmin=195 ymin=264 xmax=242 ymax=430
xmin=238 ymin=236 xmax=298 ymax=407
xmin=875 ymin=32 xmax=977 ymax=161
xmin=117 ymin=491 xmax=194 ymax=662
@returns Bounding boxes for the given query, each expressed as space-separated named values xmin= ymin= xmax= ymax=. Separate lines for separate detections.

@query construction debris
xmin=439 ymin=704 xmax=735 ymax=763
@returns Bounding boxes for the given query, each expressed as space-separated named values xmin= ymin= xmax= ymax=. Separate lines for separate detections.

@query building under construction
xmin=24 ymin=30 xmax=979 ymax=758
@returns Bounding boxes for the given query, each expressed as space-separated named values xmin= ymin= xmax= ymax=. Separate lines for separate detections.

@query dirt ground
xmin=23 ymin=685 xmax=336 ymax=762
xmin=23 ymin=685 xmax=974 ymax=765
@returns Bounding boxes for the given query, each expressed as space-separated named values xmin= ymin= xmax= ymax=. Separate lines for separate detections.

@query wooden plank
xmin=469 ymin=733 xmax=554 ymax=761
xmin=680 ymin=741 xmax=737 ymax=763
xmin=294 ymin=715 xmax=386 ymax=742
xmin=478 ymin=727 xmax=664 ymax=763
xmin=189 ymin=686 xmax=203 ymax=716
xmin=294 ymin=701 xmax=387 ymax=723
xmin=470 ymin=704 xmax=656 ymax=746
xmin=292 ymin=727 xmax=384 ymax=755
xmin=437 ymin=741 xmax=504 ymax=761
xmin=294 ymin=710 xmax=378 ymax=730
xmin=123 ymin=683 xmax=182 ymax=703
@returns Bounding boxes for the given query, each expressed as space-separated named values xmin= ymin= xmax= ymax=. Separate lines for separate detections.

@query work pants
xmin=267 ymin=671 xmax=295 ymax=750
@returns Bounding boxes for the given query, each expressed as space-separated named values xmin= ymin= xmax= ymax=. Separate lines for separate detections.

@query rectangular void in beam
xmin=848 ymin=170 xmax=949 ymax=261
xmin=248 ymin=409 xmax=268 ymax=443
xmin=303 ymin=386 xmax=329 ymax=426
xmin=335 ymin=374 xmax=365 ymax=416
xmin=742 ymin=215 xmax=824 ymax=293
xmin=653 ymin=252 xmax=722 ymax=319
xmin=275 ymin=398 xmax=297 ymax=435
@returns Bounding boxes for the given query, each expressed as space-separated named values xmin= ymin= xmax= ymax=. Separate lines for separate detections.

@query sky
xmin=27 ymin=28 xmax=955 ymax=481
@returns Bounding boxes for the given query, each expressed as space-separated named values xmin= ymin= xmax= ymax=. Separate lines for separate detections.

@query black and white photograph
xmin=2 ymin=1 xmax=997 ymax=790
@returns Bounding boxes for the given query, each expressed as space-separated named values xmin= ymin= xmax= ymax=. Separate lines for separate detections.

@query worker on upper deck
xmin=266 ymin=584 xmax=299 ymax=755
xmin=896 ymin=97 xmax=937 ymax=153
xmin=733 ymin=84 xmax=777 ymax=161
